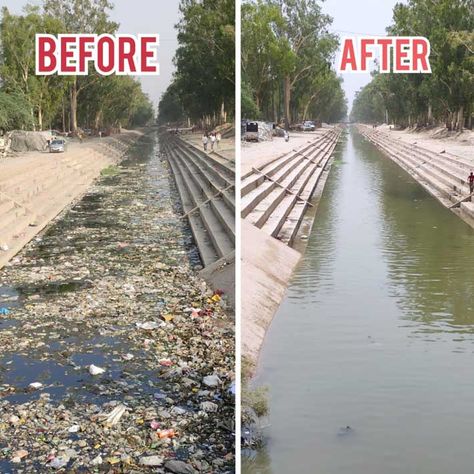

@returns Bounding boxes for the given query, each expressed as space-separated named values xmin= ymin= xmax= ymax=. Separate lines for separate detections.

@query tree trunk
xmin=427 ymin=103 xmax=433 ymax=125
xmin=457 ymin=106 xmax=464 ymax=132
xmin=38 ymin=107 xmax=43 ymax=131
xmin=62 ymin=100 xmax=66 ymax=133
xmin=284 ymin=76 xmax=291 ymax=130
xmin=70 ymin=78 xmax=78 ymax=135
xmin=220 ymin=101 xmax=225 ymax=124
xmin=94 ymin=109 xmax=103 ymax=130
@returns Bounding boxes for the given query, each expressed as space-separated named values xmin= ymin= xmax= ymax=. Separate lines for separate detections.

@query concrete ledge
xmin=242 ymin=219 xmax=301 ymax=363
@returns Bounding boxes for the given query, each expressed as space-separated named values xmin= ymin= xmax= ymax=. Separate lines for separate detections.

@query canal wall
xmin=160 ymin=133 xmax=235 ymax=309
xmin=0 ymin=131 xmax=142 ymax=270
xmin=241 ymin=127 xmax=342 ymax=363
xmin=357 ymin=124 xmax=474 ymax=228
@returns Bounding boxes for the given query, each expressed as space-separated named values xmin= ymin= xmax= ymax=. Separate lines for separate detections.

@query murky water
xmin=246 ymin=129 xmax=474 ymax=474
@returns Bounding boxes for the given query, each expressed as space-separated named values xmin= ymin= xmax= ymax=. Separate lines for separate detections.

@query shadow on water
xmin=247 ymin=128 xmax=474 ymax=474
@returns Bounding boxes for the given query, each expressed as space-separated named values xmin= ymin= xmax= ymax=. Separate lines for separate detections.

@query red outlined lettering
xmin=337 ymin=36 xmax=431 ymax=74
xmin=35 ymin=33 xmax=160 ymax=76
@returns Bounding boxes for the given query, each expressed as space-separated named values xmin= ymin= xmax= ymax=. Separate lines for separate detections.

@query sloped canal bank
xmin=245 ymin=128 xmax=474 ymax=474
xmin=0 ymin=133 xmax=234 ymax=472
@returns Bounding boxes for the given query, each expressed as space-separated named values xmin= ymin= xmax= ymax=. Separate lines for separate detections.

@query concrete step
xmin=167 ymin=147 xmax=235 ymax=241
xmin=162 ymin=138 xmax=234 ymax=266
xmin=242 ymin=128 xmax=341 ymax=245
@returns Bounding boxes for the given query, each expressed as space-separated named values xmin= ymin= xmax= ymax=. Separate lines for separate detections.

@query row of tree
xmin=241 ymin=0 xmax=347 ymax=126
xmin=351 ymin=0 xmax=474 ymax=131
xmin=0 ymin=1 xmax=154 ymax=134
xmin=158 ymin=0 xmax=235 ymax=127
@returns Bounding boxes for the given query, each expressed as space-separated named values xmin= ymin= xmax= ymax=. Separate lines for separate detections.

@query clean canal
xmin=246 ymin=128 xmax=474 ymax=474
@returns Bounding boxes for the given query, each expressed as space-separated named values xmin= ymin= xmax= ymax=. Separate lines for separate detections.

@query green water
xmin=245 ymin=128 xmax=474 ymax=474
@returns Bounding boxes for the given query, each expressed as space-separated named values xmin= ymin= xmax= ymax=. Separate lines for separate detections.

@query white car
xmin=302 ymin=121 xmax=316 ymax=131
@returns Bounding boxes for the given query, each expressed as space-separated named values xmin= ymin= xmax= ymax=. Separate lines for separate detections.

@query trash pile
xmin=0 ymin=134 xmax=235 ymax=472
xmin=9 ymin=131 xmax=52 ymax=152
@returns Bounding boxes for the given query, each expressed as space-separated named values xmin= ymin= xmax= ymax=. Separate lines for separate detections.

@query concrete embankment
xmin=357 ymin=124 xmax=474 ymax=228
xmin=0 ymin=131 xmax=142 ymax=270
xmin=241 ymin=127 xmax=342 ymax=362
xmin=160 ymin=133 xmax=235 ymax=309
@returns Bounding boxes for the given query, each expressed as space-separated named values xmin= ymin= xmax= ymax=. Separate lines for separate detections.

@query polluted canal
xmin=246 ymin=128 xmax=474 ymax=474
xmin=0 ymin=133 xmax=234 ymax=472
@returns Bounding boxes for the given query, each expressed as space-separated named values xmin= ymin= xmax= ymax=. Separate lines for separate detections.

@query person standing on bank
xmin=216 ymin=132 xmax=221 ymax=149
xmin=468 ymin=171 xmax=474 ymax=200
xmin=210 ymin=132 xmax=216 ymax=151
xmin=202 ymin=133 xmax=208 ymax=151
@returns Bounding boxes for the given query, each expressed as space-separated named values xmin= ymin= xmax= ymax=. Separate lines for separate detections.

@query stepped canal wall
xmin=241 ymin=127 xmax=342 ymax=363
xmin=357 ymin=124 xmax=474 ymax=228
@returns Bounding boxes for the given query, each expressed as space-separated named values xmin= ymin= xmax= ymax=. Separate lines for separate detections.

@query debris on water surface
xmin=0 ymin=307 xmax=10 ymax=315
xmin=88 ymin=364 xmax=105 ymax=375
xmin=0 ymin=136 xmax=234 ymax=472
xmin=203 ymin=374 xmax=221 ymax=387
xmin=139 ymin=455 xmax=164 ymax=466
xmin=28 ymin=382 xmax=43 ymax=390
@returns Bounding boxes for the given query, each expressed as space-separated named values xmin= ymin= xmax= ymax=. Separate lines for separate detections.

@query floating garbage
xmin=0 ymin=137 xmax=235 ymax=472
xmin=88 ymin=364 xmax=105 ymax=375
xmin=139 ymin=455 xmax=164 ymax=466
xmin=28 ymin=382 xmax=43 ymax=390
xmin=203 ymin=374 xmax=221 ymax=387
xmin=0 ymin=307 xmax=10 ymax=315
xmin=136 ymin=321 xmax=162 ymax=330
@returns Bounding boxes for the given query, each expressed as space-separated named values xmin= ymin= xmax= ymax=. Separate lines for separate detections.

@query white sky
xmin=323 ymin=0 xmax=403 ymax=111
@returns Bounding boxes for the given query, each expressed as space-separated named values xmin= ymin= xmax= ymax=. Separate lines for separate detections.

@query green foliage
xmin=242 ymin=0 xmax=347 ymax=125
xmin=0 ymin=91 xmax=35 ymax=130
xmin=241 ymin=81 xmax=261 ymax=119
xmin=159 ymin=0 xmax=234 ymax=125
xmin=0 ymin=3 xmax=153 ymax=132
xmin=158 ymin=82 xmax=186 ymax=124
xmin=351 ymin=0 xmax=474 ymax=130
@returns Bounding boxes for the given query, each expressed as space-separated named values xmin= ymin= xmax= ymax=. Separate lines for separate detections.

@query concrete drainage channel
xmin=241 ymin=127 xmax=342 ymax=246
xmin=160 ymin=133 xmax=235 ymax=308
xmin=357 ymin=124 xmax=474 ymax=227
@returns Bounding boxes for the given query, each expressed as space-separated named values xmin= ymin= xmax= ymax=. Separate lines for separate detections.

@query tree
xmin=163 ymin=0 xmax=235 ymax=126
xmin=42 ymin=0 xmax=118 ymax=134
xmin=0 ymin=7 xmax=69 ymax=130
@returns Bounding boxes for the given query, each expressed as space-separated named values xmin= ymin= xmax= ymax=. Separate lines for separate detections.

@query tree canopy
xmin=241 ymin=0 xmax=347 ymax=126
xmin=158 ymin=0 xmax=235 ymax=126
xmin=351 ymin=0 xmax=474 ymax=130
xmin=0 ymin=1 xmax=154 ymax=132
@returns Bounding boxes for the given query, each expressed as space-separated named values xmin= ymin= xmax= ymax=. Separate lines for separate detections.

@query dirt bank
xmin=0 ymin=131 xmax=142 ymax=270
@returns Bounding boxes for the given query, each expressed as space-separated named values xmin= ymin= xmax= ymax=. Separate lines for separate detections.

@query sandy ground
xmin=376 ymin=125 xmax=474 ymax=163
xmin=241 ymin=127 xmax=337 ymax=177
xmin=0 ymin=131 xmax=142 ymax=269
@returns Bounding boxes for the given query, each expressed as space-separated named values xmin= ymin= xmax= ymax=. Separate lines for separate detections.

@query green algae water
xmin=245 ymin=128 xmax=474 ymax=474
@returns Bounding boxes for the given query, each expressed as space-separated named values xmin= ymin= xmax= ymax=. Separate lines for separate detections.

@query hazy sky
xmin=3 ymin=0 xmax=180 ymax=108
xmin=323 ymin=0 xmax=403 ymax=111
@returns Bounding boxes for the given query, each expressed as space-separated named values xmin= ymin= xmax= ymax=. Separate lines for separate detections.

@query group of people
xmin=202 ymin=131 xmax=221 ymax=152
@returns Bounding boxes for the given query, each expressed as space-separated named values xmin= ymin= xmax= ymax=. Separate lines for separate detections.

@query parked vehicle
xmin=302 ymin=121 xmax=316 ymax=131
xmin=244 ymin=121 xmax=259 ymax=142
xmin=49 ymin=139 xmax=67 ymax=153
